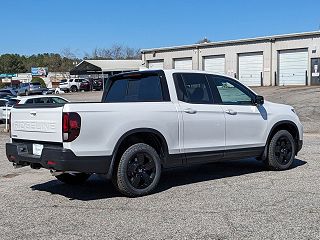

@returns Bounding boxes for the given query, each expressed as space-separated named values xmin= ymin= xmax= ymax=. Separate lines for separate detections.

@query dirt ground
xmin=0 ymin=86 xmax=319 ymax=239
xmin=253 ymin=86 xmax=320 ymax=134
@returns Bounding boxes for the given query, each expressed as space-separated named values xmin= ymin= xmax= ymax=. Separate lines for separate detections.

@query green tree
xmin=0 ymin=54 xmax=27 ymax=73
xmin=31 ymin=77 xmax=46 ymax=87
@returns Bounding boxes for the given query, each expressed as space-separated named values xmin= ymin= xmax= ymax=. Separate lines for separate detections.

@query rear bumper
xmin=6 ymin=142 xmax=111 ymax=174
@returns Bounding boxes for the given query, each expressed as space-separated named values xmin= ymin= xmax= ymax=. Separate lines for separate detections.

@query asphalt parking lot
xmin=0 ymin=87 xmax=320 ymax=239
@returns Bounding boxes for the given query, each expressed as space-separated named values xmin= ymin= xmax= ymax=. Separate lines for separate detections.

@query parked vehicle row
xmin=59 ymin=79 xmax=83 ymax=92
xmin=59 ymin=78 xmax=103 ymax=92
xmin=1 ymin=82 xmax=54 ymax=97
xmin=0 ymin=96 xmax=69 ymax=122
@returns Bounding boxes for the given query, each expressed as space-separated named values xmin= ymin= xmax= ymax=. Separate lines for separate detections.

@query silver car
xmin=18 ymin=82 xmax=47 ymax=96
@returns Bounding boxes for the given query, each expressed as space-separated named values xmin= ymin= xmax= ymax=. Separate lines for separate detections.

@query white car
xmin=2 ymin=95 xmax=69 ymax=120
xmin=0 ymin=98 xmax=9 ymax=122
xmin=59 ymin=78 xmax=84 ymax=92
xmin=7 ymin=70 xmax=303 ymax=197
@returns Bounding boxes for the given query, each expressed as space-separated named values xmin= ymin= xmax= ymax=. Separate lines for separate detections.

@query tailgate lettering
xmin=13 ymin=120 xmax=57 ymax=133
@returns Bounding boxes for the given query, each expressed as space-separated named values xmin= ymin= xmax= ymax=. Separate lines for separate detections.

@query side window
xmin=33 ymin=98 xmax=49 ymax=104
xmin=0 ymin=100 xmax=6 ymax=106
xmin=105 ymin=74 xmax=163 ymax=102
xmin=127 ymin=76 xmax=163 ymax=102
xmin=105 ymin=79 xmax=128 ymax=102
xmin=212 ymin=76 xmax=253 ymax=105
xmin=70 ymin=79 xmax=74 ymax=82
xmin=25 ymin=99 xmax=34 ymax=104
xmin=174 ymin=73 xmax=213 ymax=104
xmin=52 ymin=97 xmax=68 ymax=104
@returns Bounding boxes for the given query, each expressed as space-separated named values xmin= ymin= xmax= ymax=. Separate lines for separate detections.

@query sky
xmin=1 ymin=0 xmax=319 ymax=57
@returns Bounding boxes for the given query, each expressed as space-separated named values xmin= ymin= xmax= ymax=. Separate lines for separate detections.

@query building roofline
xmin=141 ymin=30 xmax=320 ymax=53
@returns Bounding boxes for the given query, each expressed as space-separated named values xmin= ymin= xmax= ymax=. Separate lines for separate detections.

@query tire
xmin=266 ymin=130 xmax=295 ymax=170
xmin=55 ymin=172 xmax=91 ymax=185
xmin=116 ymin=143 xmax=161 ymax=197
xmin=70 ymin=86 xmax=78 ymax=92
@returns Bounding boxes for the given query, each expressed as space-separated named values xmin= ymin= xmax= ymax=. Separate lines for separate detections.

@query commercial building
xmin=141 ymin=31 xmax=320 ymax=86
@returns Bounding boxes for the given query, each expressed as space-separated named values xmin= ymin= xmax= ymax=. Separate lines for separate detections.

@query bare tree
xmin=85 ymin=45 xmax=141 ymax=60
xmin=61 ymin=48 xmax=77 ymax=59
xmin=196 ymin=37 xmax=211 ymax=44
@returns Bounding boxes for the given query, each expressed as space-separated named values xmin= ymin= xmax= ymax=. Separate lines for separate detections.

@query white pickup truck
xmin=6 ymin=70 xmax=303 ymax=197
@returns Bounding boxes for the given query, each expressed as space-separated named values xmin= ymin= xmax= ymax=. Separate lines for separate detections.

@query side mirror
xmin=253 ymin=95 xmax=264 ymax=105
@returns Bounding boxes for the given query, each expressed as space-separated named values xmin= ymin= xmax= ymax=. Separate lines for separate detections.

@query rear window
xmin=30 ymin=82 xmax=41 ymax=86
xmin=104 ymin=73 xmax=166 ymax=102
xmin=7 ymin=99 xmax=20 ymax=106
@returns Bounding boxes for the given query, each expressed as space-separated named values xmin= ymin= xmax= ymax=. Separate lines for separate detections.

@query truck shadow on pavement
xmin=31 ymin=158 xmax=306 ymax=201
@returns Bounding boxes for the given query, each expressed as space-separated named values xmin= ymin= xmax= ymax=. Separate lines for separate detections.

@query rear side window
xmin=173 ymin=73 xmax=213 ymax=104
xmin=105 ymin=73 xmax=165 ymax=102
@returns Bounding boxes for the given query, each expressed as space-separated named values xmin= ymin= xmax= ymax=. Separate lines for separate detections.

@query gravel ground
xmin=0 ymin=87 xmax=319 ymax=239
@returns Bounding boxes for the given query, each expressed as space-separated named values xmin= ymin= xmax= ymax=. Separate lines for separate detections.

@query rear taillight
xmin=62 ymin=112 xmax=81 ymax=142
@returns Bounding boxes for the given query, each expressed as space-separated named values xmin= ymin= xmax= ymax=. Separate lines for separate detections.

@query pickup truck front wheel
xmin=55 ymin=172 xmax=91 ymax=185
xmin=266 ymin=130 xmax=295 ymax=170
xmin=116 ymin=143 xmax=161 ymax=197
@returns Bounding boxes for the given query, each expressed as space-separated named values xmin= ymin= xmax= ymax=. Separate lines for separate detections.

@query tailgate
xmin=11 ymin=104 xmax=64 ymax=143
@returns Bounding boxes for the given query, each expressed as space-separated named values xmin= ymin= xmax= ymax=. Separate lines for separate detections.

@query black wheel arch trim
xmin=106 ymin=128 xmax=169 ymax=178
xmin=262 ymin=120 xmax=301 ymax=160
xmin=267 ymin=120 xmax=300 ymax=141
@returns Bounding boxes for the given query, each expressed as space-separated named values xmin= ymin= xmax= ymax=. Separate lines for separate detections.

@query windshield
xmin=60 ymin=79 xmax=67 ymax=83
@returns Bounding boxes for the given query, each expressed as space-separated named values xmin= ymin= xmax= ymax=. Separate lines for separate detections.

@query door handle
xmin=225 ymin=109 xmax=237 ymax=115
xmin=184 ymin=108 xmax=197 ymax=114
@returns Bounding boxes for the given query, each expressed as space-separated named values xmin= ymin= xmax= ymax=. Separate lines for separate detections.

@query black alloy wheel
xmin=274 ymin=136 xmax=293 ymax=165
xmin=116 ymin=143 xmax=161 ymax=197
xmin=126 ymin=152 xmax=156 ymax=189
xmin=266 ymin=130 xmax=295 ymax=170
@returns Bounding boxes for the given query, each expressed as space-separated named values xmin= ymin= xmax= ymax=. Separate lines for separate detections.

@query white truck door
xmin=209 ymin=75 xmax=268 ymax=151
xmin=173 ymin=73 xmax=226 ymax=164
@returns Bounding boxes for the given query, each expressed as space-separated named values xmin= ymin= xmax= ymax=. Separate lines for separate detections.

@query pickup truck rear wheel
xmin=266 ymin=130 xmax=295 ymax=170
xmin=55 ymin=173 xmax=91 ymax=185
xmin=116 ymin=143 xmax=161 ymax=197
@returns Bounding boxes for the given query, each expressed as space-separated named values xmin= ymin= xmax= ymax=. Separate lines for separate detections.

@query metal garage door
xmin=203 ymin=56 xmax=225 ymax=74
xmin=174 ymin=58 xmax=193 ymax=70
xmin=279 ymin=49 xmax=308 ymax=85
xmin=238 ymin=53 xmax=263 ymax=86
xmin=148 ymin=60 xmax=164 ymax=69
